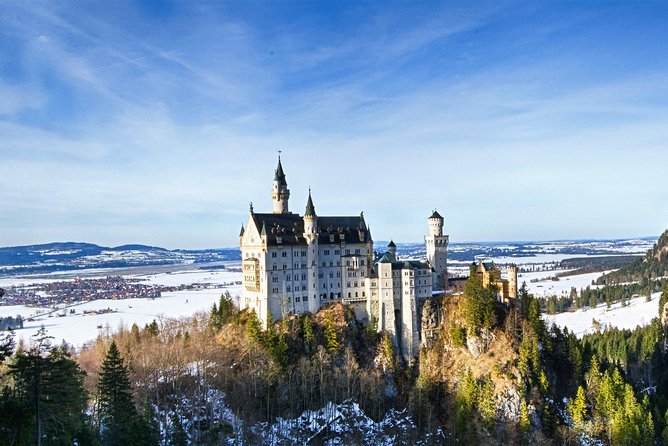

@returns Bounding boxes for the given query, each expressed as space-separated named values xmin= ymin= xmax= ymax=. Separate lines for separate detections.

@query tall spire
xmin=304 ymin=188 xmax=316 ymax=217
xmin=274 ymin=154 xmax=287 ymax=186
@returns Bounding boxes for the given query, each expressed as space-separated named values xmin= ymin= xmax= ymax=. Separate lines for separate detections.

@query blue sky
xmin=1 ymin=1 xmax=667 ymax=249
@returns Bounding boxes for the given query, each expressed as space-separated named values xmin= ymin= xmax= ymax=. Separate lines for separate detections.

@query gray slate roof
xmin=249 ymin=212 xmax=370 ymax=246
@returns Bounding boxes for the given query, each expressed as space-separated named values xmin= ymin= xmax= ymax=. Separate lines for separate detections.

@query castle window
xmin=347 ymin=282 xmax=351 ymax=287
xmin=361 ymin=260 xmax=365 ymax=266
xmin=322 ymin=262 xmax=326 ymax=267
xmin=329 ymin=262 xmax=333 ymax=267
xmin=273 ymin=264 xmax=277 ymax=270
xmin=335 ymin=249 xmax=340 ymax=255
xmin=324 ymin=249 xmax=330 ymax=255
xmin=348 ymin=292 xmax=351 ymax=298
xmin=283 ymin=264 xmax=287 ymax=270
xmin=272 ymin=276 xmax=278 ymax=283
xmin=346 ymin=260 xmax=350 ymax=267
xmin=355 ymin=249 xmax=360 ymax=254
xmin=323 ymin=283 xmax=326 ymax=289
xmin=318 ymin=273 xmax=323 ymax=279
xmin=282 ymin=252 xmax=287 ymax=257
xmin=337 ymin=292 xmax=341 ymax=298
xmin=345 ymin=249 xmax=350 ymax=255
xmin=287 ymin=276 xmax=291 ymax=281
xmin=362 ymin=291 xmax=365 ymax=297
xmin=301 ymin=250 xmax=307 ymax=256
xmin=361 ymin=271 xmax=365 ymax=277
xmin=294 ymin=252 xmax=299 ymax=257
xmin=354 ymin=282 xmax=358 ymax=287
xmin=271 ymin=252 xmax=277 ymax=258
xmin=336 ymin=272 xmax=341 ymax=278
xmin=355 ymin=292 xmax=358 ymax=297
xmin=302 ymin=285 xmax=306 ymax=291
xmin=302 ymin=274 xmax=307 ymax=280
xmin=296 ymin=296 xmax=300 ymax=302
xmin=301 ymin=263 xmax=306 ymax=268
xmin=294 ymin=263 xmax=298 ymax=269
xmin=272 ymin=288 xmax=278 ymax=293
xmin=330 ymin=292 xmax=334 ymax=299
xmin=287 ymin=286 xmax=291 ymax=291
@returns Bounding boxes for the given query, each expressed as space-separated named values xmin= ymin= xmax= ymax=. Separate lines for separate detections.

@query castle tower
xmin=387 ymin=240 xmax=397 ymax=259
xmin=303 ymin=190 xmax=319 ymax=313
xmin=424 ymin=210 xmax=449 ymax=290
xmin=507 ymin=264 xmax=518 ymax=299
xmin=376 ymin=253 xmax=397 ymax=346
xmin=271 ymin=156 xmax=290 ymax=214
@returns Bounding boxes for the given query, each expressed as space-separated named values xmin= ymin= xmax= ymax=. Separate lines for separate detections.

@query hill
xmin=0 ymin=242 xmax=241 ymax=275
xmin=597 ymin=229 xmax=668 ymax=285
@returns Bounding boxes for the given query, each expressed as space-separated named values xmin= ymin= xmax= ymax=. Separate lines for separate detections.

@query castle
xmin=472 ymin=260 xmax=518 ymax=303
xmin=239 ymin=157 xmax=448 ymax=359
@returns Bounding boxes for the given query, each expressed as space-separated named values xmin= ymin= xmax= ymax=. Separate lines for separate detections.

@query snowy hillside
xmin=546 ymin=292 xmax=661 ymax=337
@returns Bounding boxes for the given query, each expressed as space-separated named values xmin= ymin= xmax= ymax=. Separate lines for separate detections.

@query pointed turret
xmin=274 ymin=157 xmax=287 ymax=185
xmin=304 ymin=189 xmax=316 ymax=217
xmin=387 ymin=240 xmax=397 ymax=259
xmin=239 ymin=224 xmax=245 ymax=237
xmin=272 ymin=155 xmax=290 ymax=214
xmin=303 ymin=189 xmax=317 ymax=241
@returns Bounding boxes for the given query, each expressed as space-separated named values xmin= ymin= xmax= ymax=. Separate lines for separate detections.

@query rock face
xmin=466 ymin=328 xmax=495 ymax=358
xmin=420 ymin=298 xmax=440 ymax=348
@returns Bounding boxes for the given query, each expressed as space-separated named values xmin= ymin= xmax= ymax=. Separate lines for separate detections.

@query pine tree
xmin=302 ymin=314 xmax=315 ymax=353
xmin=167 ymin=411 xmax=188 ymax=446
xmin=97 ymin=341 xmax=141 ymax=445
xmin=208 ymin=303 xmax=221 ymax=331
xmin=568 ymin=386 xmax=587 ymax=430
xmin=518 ymin=399 xmax=531 ymax=440
xmin=8 ymin=329 xmax=89 ymax=445
xmin=324 ymin=314 xmax=340 ymax=354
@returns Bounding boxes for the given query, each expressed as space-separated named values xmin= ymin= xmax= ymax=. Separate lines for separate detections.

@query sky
xmin=1 ymin=0 xmax=667 ymax=249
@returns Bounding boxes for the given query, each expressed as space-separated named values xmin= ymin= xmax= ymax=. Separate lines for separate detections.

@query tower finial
xmin=249 ymin=201 xmax=254 ymax=213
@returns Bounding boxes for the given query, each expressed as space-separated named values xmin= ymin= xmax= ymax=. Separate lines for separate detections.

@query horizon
xmin=2 ymin=1 xmax=667 ymax=249
xmin=0 ymin=233 xmax=659 ymax=252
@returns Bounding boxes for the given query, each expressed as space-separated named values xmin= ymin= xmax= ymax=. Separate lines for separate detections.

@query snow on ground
xmin=519 ymin=270 xmax=610 ymax=298
xmin=546 ymin=292 xmax=661 ymax=337
xmin=6 ymin=285 xmax=242 ymax=349
xmin=131 ymin=269 xmax=240 ymax=286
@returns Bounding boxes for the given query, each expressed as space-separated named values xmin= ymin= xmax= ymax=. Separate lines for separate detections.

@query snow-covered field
xmin=2 ymin=286 xmax=242 ymax=348
xmin=546 ymin=292 xmax=661 ymax=337
xmin=519 ymin=270 xmax=610 ymax=298
xmin=0 ymin=266 xmax=243 ymax=348
xmin=130 ymin=269 xmax=240 ymax=287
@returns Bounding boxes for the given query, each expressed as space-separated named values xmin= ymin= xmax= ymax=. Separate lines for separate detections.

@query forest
xmin=0 ymin=278 xmax=666 ymax=445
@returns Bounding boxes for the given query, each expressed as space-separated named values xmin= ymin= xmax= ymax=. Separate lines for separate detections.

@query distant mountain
xmin=0 ymin=236 xmax=655 ymax=277
xmin=596 ymin=229 xmax=668 ymax=285
xmin=0 ymin=242 xmax=241 ymax=276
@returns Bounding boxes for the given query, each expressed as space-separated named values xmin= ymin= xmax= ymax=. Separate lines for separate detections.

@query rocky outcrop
xmin=466 ymin=328 xmax=495 ymax=358
xmin=420 ymin=297 xmax=440 ymax=348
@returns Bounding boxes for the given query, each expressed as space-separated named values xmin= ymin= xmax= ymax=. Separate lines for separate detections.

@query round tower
xmin=272 ymin=156 xmax=290 ymax=214
xmin=428 ymin=210 xmax=444 ymax=236
xmin=303 ymin=190 xmax=319 ymax=313
xmin=424 ymin=210 xmax=449 ymax=290
xmin=507 ymin=264 xmax=518 ymax=299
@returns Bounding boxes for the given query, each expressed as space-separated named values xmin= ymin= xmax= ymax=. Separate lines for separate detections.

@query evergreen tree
xmin=97 ymin=341 xmax=141 ymax=445
xmin=208 ymin=303 xmax=221 ymax=331
xmin=324 ymin=314 xmax=340 ymax=354
xmin=567 ymin=386 xmax=587 ymax=430
xmin=302 ymin=314 xmax=315 ymax=353
xmin=518 ymin=399 xmax=531 ymax=441
xmin=246 ymin=310 xmax=263 ymax=345
xmin=8 ymin=329 xmax=89 ymax=446
xmin=167 ymin=411 xmax=188 ymax=446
